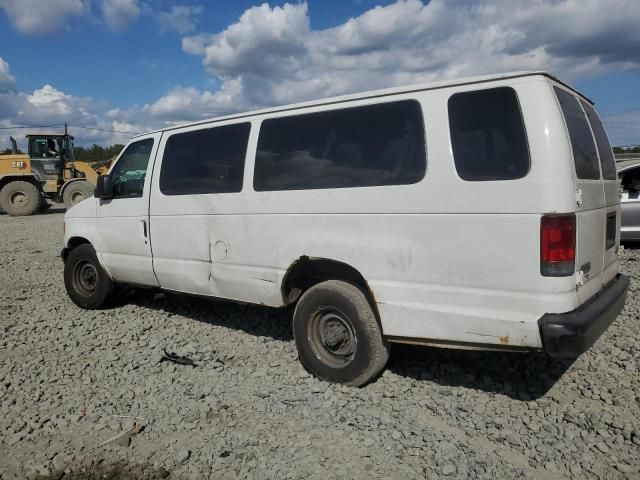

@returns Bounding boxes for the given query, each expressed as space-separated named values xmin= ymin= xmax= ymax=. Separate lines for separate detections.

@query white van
xmin=62 ymin=71 xmax=628 ymax=386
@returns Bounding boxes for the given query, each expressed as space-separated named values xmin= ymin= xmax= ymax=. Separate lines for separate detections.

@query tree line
xmin=613 ymin=146 xmax=640 ymax=154
xmin=74 ymin=144 xmax=125 ymax=162
xmin=2 ymin=143 xmax=125 ymax=161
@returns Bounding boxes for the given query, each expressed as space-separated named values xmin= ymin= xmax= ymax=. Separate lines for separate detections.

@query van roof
xmin=135 ymin=71 xmax=591 ymax=139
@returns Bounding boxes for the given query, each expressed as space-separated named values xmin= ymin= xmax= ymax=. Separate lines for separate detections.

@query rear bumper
xmin=539 ymin=274 xmax=629 ymax=358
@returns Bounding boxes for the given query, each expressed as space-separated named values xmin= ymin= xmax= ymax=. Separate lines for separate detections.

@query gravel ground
xmin=0 ymin=209 xmax=639 ymax=480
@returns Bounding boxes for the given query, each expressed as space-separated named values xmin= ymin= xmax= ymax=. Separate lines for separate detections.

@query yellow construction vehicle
xmin=0 ymin=128 xmax=106 ymax=216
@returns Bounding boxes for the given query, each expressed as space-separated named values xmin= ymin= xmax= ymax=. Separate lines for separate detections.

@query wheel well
xmin=0 ymin=176 xmax=41 ymax=191
xmin=282 ymin=256 xmax=378 ymax=308
xmin=62 ymin=237 xmax=91 ymax=261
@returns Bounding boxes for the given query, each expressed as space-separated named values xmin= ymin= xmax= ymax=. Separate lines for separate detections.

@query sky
xmin=0 ymin=0 xmax=639 ymax=149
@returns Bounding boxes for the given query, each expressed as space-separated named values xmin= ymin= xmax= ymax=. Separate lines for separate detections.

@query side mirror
xmin=95 ymin=175 xmax=113 ymax=199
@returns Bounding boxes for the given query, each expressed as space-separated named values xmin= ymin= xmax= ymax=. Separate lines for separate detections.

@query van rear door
xmin=554 ymin=86 xmax=618 ymax=305
xmin=580 ymin=101 xmax=619 ymax=286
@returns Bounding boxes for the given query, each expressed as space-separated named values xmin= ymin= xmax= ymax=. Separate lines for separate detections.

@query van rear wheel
xmin=293 ymin=280 xmax=389 ymax=387
xmin=64 ymin=244 xmax=116 ymax=309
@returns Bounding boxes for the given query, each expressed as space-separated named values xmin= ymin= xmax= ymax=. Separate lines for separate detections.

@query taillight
xmin=541 ymin=214 xmax=575 ymax=276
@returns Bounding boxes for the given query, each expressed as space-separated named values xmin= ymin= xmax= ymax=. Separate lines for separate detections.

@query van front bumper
xmin=538 ymin=274 xmax=629 ymax=358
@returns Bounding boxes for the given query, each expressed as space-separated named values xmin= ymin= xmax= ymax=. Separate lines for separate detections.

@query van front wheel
xmin=293 ymin=280 xmax=389 ymax=387
xmin=64 ymin=244 xmax=115 ymax=309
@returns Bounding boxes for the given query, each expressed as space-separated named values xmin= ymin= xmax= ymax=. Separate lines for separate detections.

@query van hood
xmin=64 ymin=196 xmax=97 ymax=219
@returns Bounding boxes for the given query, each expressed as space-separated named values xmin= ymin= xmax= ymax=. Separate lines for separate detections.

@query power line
xmin=0 ymin=124 xmax=143 ymax=135
xmin=0 ymin=124 xmax=63 ymax=130
xmin=67 ymin=124 xmax=143 ymax=135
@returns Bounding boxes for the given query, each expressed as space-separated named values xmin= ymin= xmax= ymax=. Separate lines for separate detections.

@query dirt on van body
xmin=0 ymin=208 xmax=639 ymax=480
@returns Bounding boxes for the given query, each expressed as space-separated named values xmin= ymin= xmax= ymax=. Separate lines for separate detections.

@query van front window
xmin=110 ymin=138 xmax=154 ymax=198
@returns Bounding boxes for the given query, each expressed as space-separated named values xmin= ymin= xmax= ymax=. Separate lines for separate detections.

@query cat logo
xmin=11 ymin=161 xmax=26 ymax=169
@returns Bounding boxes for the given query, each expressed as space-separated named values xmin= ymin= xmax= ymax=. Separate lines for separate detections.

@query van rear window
xmin=253 ymin=100 xmax=426 ymax=191
xmin=580 ymin=100 xmax=617 ymax=180
xmin=160 ymin=123 xmax=250 ymax=196
xmin=448 ymin=87 xmax=529 ymax=181
xmin=554 ymin=87 xmax=600 ymax=180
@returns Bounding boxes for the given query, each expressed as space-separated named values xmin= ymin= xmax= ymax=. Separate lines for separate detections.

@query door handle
xmin=141 ymin=220 xmax=147 ymax=238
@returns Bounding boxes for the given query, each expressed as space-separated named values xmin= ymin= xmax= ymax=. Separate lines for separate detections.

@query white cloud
xmin=187 ymin=2 xmax=310 ymax=78
xmin=155 ymin=5 xmax=202 ymax=34
xmin=182 ymin=1 xmax=640 ymax=99
xmin=0 ymin=83 xmax=150 ymax=149
xmin=0 ymin=0 xmax=86 ymax=35
xmin=174 ymin=0 xmax=640 ymax=144
xmin=0 ymin=57 xmax=15 ymax=93
xmin=27 ymin=85 xmax=71 ymax=106
xmin=0 ymin=0 xmax=200 ymax=35
xmin=1 ymin=1 xmax=638 ymax=148
xmin=143 ymin=79 xmax=247 ymax=121
xmin=101 ymin=0 xmax=140 ymax=32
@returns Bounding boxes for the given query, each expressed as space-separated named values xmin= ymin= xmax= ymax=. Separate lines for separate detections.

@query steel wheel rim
xmin=9 ymin=191 xmax=27 ymax=207
xmin=308 ymin=307 xmax=357 ymax=369
xmin=73 ymin=260 xmax=98 ymax=296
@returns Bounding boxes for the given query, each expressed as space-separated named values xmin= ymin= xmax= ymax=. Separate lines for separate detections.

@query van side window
xmin=554 ymin=87 xmax=600 ymax=180
xmin=580 ymin=100 xmax=617 ymax=180
xmin=448 ymin=87 xmax=529 ymax=181
xmin=110 ymin=138 xmax=154 ymax=199
xmin=253 ymin=100 xmax=426 ymax=191
xmin=160 ymin=123 xmax=251 ymax=196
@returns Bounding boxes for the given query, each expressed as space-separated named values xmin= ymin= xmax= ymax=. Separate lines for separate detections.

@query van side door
xmin=148 ymin=122 xmax=254 ymax=298
xmin=94 ymin=133 xmax=161 ymax=287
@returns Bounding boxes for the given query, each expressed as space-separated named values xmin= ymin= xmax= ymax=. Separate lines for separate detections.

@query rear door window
xmin=448 ymin=87 xmax=530 ymax=181
xmin=554 ymin=87 xmax=600 ymax=180
xmin=580 ymin=101 xmax=617 ymax=180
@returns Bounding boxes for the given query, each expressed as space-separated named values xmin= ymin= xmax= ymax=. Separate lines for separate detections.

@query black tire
xmin=37 ymin=196 xmax=52 ymax=212
xmin=64 ymin=244 xmax=116 ymax=309
xmin=293 ymin=280 xmax=389 ymax=387
xmin=0 ymin=181 xmax=41 ymax=216
xmin=63 ymin=181 xmax=94 ymax=209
